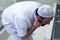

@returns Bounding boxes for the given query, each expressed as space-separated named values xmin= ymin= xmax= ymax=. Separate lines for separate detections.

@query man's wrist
xmin=33 ymin=24 xmax=39 ymax=28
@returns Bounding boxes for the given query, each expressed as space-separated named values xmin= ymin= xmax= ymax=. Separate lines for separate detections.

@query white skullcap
xmin=38 ymin=5 xmax=54 ymax=17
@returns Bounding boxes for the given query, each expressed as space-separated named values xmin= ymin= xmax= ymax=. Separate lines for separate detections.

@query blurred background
xmin=0 ymin=0 xmax=60 ymax=40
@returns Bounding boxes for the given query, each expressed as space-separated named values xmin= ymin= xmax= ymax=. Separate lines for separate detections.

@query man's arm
xmin=21 ymin=25 xmax=37 ymax=40
xmin=21 ymin=18 xmax=41 ymax=40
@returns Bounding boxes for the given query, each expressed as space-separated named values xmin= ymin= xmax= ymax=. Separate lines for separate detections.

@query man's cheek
xmin=41 ymin=21 xmax=47 ymax=26
xmin=42 ymin=20 xmax=46 ymax=24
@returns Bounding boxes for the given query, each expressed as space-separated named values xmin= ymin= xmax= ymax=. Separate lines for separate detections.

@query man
xmin=2 ymin=1 xmax=54 ymax=40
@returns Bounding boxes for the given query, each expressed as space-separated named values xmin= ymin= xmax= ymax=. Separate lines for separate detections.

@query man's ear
xmin=36 ymin=16 xmax=39 ymax=18
xmin=36 ymin=16 xmax=41 ymax=20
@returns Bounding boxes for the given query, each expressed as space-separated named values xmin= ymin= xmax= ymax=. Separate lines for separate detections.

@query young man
xmin=2 ymin=1 xmax=54 ymax=40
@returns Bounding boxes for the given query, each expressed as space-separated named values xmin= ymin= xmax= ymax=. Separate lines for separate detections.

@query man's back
xmin=2 ymin=1 xmax=41 ymax=25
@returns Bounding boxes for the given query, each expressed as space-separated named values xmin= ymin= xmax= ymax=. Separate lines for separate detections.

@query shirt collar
xmin=34 ymin=8 xmax=39 ymax=20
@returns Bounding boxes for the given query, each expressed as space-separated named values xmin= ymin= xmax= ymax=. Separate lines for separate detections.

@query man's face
xmin=41 ymin=17 xmax=53 ymax=26
xmin=37 ymin=16 xmax=53 ymax=26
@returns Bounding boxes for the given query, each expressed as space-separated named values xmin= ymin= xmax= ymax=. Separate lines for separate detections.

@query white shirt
xmin=2 ymin=1 xmax=41 ymax=37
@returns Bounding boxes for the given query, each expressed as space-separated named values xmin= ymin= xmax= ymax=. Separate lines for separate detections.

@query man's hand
xmin=21 ymin=37 xmax=26 ymax=40
xmin=33 ymin=18 xmax=41 ymax=28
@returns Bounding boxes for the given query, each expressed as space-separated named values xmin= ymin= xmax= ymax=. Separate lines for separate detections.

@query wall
xmin=35 ymin=0 xmax=56 ymax=6
xmin=0 ymin=29 xmax=10 ymax=40
xmin=0 ymin=0 xmax=16 ymax=10
xmin=0 ymin=0 xmax=60 ymax=10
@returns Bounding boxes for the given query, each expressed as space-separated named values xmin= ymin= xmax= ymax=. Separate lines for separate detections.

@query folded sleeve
xmin=15 ymin=16 xmax=29 ymax=37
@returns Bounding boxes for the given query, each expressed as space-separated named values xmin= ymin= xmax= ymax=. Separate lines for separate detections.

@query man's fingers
xmin=34 ymin=18 xmax=41 ymax=27
xmin=36 ymin=18 xmax=38 ymax=21
xmin=34 ymin=18 xmax=38 ymax=24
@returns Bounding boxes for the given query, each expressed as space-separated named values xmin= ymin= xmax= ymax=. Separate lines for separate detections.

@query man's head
xmin=36 ymin=5 xmax=54 ymax=26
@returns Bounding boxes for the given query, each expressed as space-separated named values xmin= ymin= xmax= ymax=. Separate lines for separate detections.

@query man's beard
xmin=38 ymin=20 xmax=46 ymax=26
xmin=41 ymin=24 xmax=46 ymax=26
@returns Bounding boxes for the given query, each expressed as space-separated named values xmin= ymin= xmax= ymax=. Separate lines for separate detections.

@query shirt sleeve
xmin=15 ymin=16 xmax=29 ymax=37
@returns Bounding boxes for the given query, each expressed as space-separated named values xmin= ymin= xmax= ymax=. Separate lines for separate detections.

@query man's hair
xmin=35 ymin=8 xmax=45 ymax=21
